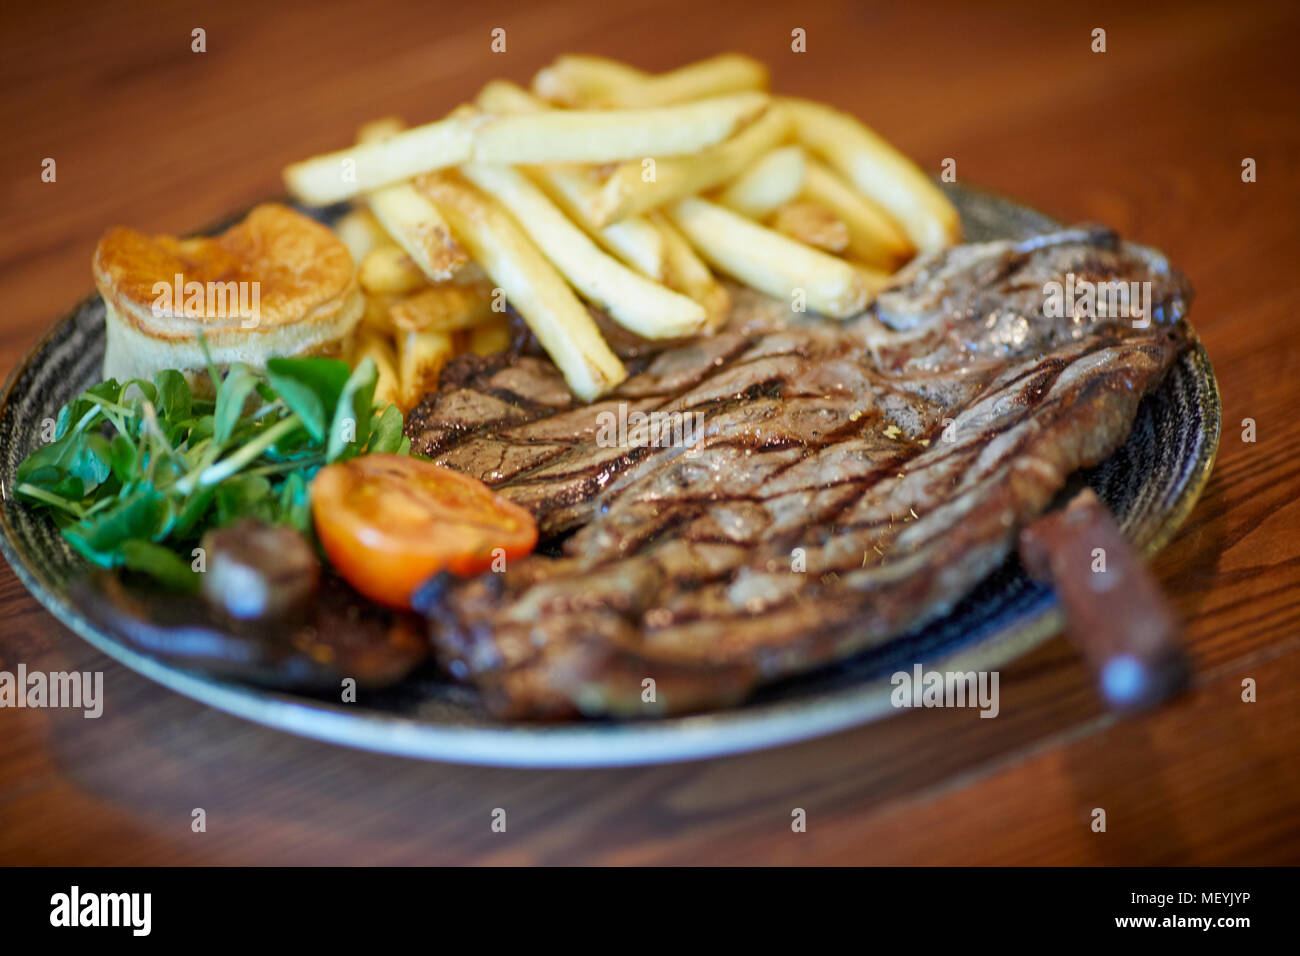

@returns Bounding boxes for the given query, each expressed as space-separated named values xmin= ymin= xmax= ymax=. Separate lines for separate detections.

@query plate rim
xmin=0 ymin=194 xmax=1222 ymax=768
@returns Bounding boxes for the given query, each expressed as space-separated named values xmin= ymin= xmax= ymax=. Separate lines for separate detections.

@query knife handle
xmin=1018 ymin=489 xmax=1189 ymax=711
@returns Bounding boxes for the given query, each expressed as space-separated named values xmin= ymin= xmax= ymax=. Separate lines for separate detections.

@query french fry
xmin=416 ymin=171 xmax=626 ymax=400
xmin=781 ymin=97 xmax=960 ymax=252
xmin=852 ymin=263 xmax=894 ymax=296
xmin=476 ymin=78 xmax=551 ymax=115
xmin=594 ymin=103 xmax=789 ymax=225
xmin=355 ymin=116 xmax=406 ymax=144
xmin=360 ymin=291 xmax=400 ymax=334
xmin=444 ymin=261 xmax=491 ymax=286
xmin=389 ymin=283 xmax=497 ymax=334
xmin=334 ymin=208 xmax=389 ymax=268
xmin=358 ymin=244 xmax=427 ymax=296
xmin=367 ymin=184 xmax=469 ymax=281
xmin=289 ymin=56 xmax=960 ymax=406
xmin=532 ymin=54 xmax=767 ymax=109
xmin=356 ymin=119 xmax=470 ymax=282
xmin=288 ymin=95 xmax=767 ymax=204
xmin=717 ymin=145 xmax=807 ymax=219
xmin=771 ymin=199 xmax=850 ymax=254
xmin=397 ymin=327 xmax=455 ymax=408
xmin=469 ymin=318 xmax=513 ymax=355
xmin=598 ymin=215 xmax=668 ymax=280
xmin=531 ymin=163 xmax=669 ymax=278
xmin=666 ymin=197 xmax=868 ymax=318
xmin=284 ymin=114 xmax=477 ymax=205
xmin=531 ymin=55 xmax=648 ymax=107
xmin=800 ymin=157 xmax=913 ymax=270
xmin=472 ymin=92 xmax=770 ymax=164
xmin=474 ymin=81 xmax=667 ymax=279
xmin=461 ymin=163 xmax=706 ymax=339
xmin=601 ymin=54 xmax=768 ymax=108
xmin=648 ymin=211 xmax=730 ymax=331
xmin=353 ymin=327 xmax=402 ymax=409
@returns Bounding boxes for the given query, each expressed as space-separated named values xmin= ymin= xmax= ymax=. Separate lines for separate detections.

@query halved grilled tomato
xmin=311 ymin=454 xmax=538 ymax=609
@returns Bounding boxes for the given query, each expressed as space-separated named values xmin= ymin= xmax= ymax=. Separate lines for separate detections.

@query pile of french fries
xmin=286 ymin=54 xmax=961 ymax=404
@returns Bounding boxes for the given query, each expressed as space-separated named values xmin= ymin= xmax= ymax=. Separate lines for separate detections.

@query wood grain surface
xmin=1 ymin=0 xmax=1297 ymax=865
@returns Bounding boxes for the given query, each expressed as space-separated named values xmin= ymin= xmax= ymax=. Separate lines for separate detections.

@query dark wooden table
xmin=2 ymin=0 xmax=1298 ymax=865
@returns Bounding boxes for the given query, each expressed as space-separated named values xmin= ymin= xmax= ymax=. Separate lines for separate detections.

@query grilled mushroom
xmin=199 ymin=519 xmax=320 ymax=621
xmin=75 ymin=569 xmax=429 ymax=691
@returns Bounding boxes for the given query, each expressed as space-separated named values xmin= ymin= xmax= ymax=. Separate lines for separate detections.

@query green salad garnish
xmin=15 ymin=350 xmax=408 ymax=590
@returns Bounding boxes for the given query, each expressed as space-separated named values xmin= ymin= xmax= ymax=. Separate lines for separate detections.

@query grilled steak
xmin=406 ymin=226 xmax=1192 ymax=718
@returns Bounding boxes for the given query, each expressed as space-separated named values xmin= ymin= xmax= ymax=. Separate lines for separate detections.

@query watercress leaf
xmin=151 ymin=495 xmax=179 ymax=541
xmin=121 ymin=378 xmax=157 ymax=406
xmin=16 ymin=462 xmax=64 ymax=491
xmin=61 ymin=528 xmax=115 ymax=568
xmin=121 ymin=380 xmax=156 ymax=428
xmin=172 ymin=486 xmax=217 ymax=538
xmin=328 ymin=358 xmax=377 ymax=461
xmin=18 ymin=420 xmax=113 ymax=494
xmin=366 ymin=402 xmax=405 ymax=455
xmin=265 ymin=356 xmax=351 ymax=443
xmin=120 ymin=539 xmax=200 ymax=593
xmin=51 ymin=510 xmax=81 ymax=532
xmin=54 ymin=403 xmax=83 ymax=441
xmin=213 ymin=363 xmax=260 ymax=444
xmin=81 ymin=380 xmax=129 ymax=423
xmin=215 ymin=474 xmax=272 ymax=526
xmin=16 ymin=434 xmax=75 ymax=484
xmin=66 ymin=489 xmax=162 ymax=555
xmin=266 ymin=377 xmax=325 ymax=442
xmin=153 ymin=451 xmax=189 ymax=487
xmin=127 ymin=394 xmax=149 ymax=427
xmin=152 ymin=369 xmax=191 ymax=421
xmin=85 ymin=379 xmax=126 ymax=405
xmin=23 ymin=355 xmax=414 ymax=581
xmin=269 ymin=422 xmax=314 ymax=457
xmin=70 ymin=432 xmax=113 ymax=494
xmin=48 ymin=473 xmax=86 ymax=501
xmin=14 ymin=470 xmax=84 ymax=508
xmin=196 ymin=329 xmax=221 ymax=392
xmin=276 ymin=471 xmax=312 ymax=535
xmin=188 ymin=415 xmax=215 ymax=447
xmin=54 ymin=398 xmax=103 ymax=442
xmin=163 ymin=418 xmax=195 ymax=449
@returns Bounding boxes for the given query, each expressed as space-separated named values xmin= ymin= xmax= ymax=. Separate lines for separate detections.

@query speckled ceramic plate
xmin=0 ymin=185 xmax=1220 ymax=767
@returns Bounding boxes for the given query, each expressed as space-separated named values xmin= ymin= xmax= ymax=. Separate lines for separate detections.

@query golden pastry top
xmin=93 ymin=203 xmax=356 ymax=337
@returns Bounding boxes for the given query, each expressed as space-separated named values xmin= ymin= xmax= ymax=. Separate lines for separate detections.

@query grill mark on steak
xmin=405 ymin=228 xmax=1193 ymax=718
